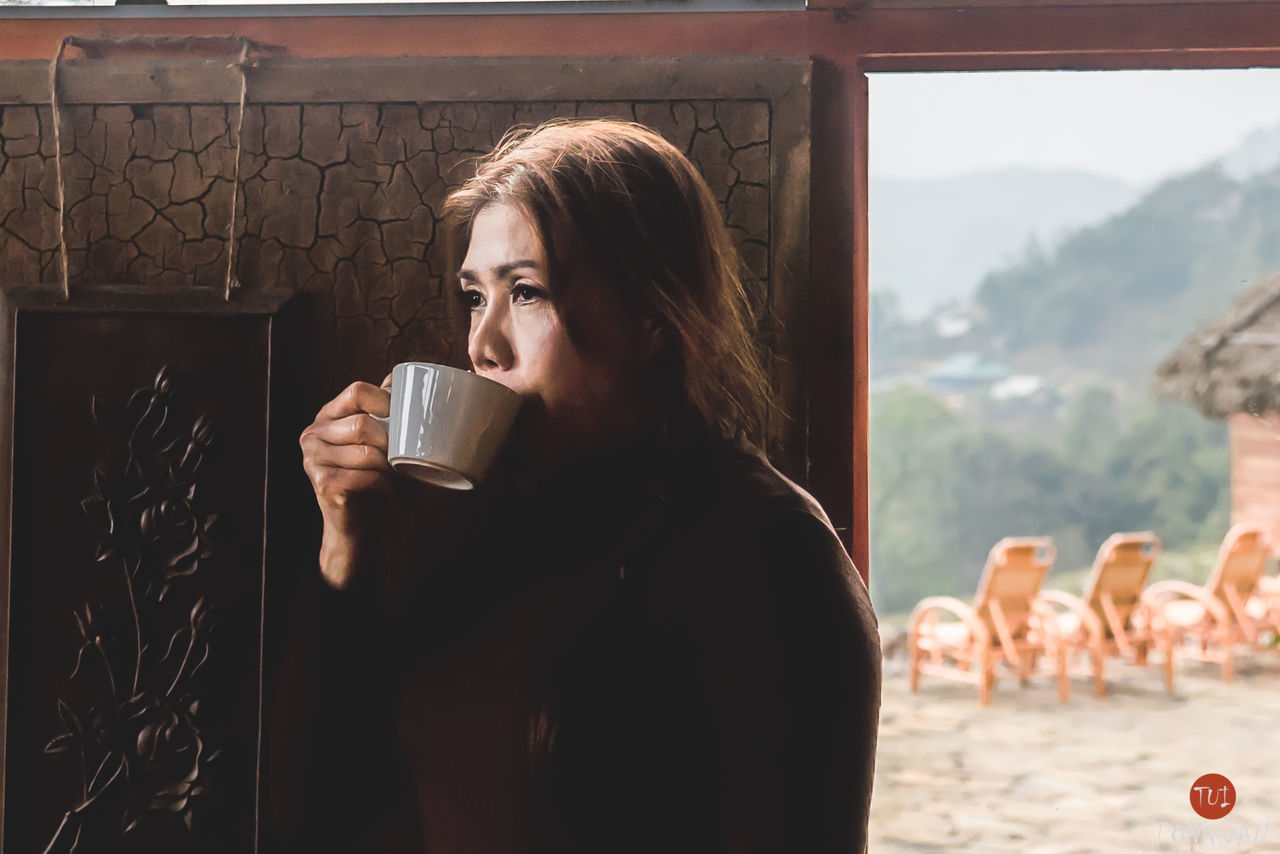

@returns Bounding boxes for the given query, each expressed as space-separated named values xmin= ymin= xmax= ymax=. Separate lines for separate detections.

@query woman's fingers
xmin=306 ymin=438 xmax=393 ymax=472
xmin=301 ymin=380 xmax=398 ymax=515
xmin=318 ymin=381 xmax=391 ymax=422
xmin=304 ymin=412 xmax=389 ymax=452
xmin=300 ymin=379 xmax=400 ymax=587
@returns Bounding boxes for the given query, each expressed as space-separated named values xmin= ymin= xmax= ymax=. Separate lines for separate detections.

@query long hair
xmin=442 ymin=118 xmax=773 ymax=444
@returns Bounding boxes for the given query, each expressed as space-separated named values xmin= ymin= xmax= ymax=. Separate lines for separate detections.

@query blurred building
xmin=1157 ymin=269 xmax=1280 ymax=554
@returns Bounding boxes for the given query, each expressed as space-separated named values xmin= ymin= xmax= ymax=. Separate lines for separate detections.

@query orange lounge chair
xmin=1256 ymin=574 xmax=1280 ymax=639
xmin=908 ymin=537 xmax=1065 ymax=705
xmin=1141 ymin=524 xmax=1274 ymax=683
xmin=1039 ymin=532 xmax=1169 ymax=696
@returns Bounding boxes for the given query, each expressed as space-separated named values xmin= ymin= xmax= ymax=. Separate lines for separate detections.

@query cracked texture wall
xmin=0 ymin=98 xmax=773 ymax=414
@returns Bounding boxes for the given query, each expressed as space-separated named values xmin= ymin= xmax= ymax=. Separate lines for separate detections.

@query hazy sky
xmin=869 ymin=69 xmax=1280 ymax=186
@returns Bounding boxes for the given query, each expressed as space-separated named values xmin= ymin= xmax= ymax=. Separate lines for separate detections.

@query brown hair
xmin=442 ymin=118 xmax=773 ymax=444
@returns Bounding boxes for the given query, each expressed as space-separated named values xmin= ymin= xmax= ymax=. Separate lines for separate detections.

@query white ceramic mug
xmin=378 ymin=362 xmax=522 ymax=490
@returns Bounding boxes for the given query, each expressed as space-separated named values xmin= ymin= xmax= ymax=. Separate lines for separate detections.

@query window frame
xmin=841 ymin=1 xmax=1280 ymax=578
xmin=0 ymin=0 xmax=802 ymax=19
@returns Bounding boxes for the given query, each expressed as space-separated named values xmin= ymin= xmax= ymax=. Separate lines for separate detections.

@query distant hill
xmin=871 ymin=169 xmax=1141 ymax=319
xmin=1217 ymin=121 xmax=1280 ymax=181
xmin=975 ymin=164 xmax=1280 ymax=392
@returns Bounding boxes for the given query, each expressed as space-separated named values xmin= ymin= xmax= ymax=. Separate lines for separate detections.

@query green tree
xmin=1101 ymin=401 xmax=1229 ymax=550
xmin=868 ymin=389 xmax=960 ymax=613
xmin=868 ymin=388 xmax=958 ymax=521
xmin=1062 ymin=384 xmax=1121 ymax=470
xmin=867 ymin=389 xmax=1230 ymax=616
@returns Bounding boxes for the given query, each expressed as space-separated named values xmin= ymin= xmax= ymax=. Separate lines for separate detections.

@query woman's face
xmin=459 ymin=203 xmax=656 ymax=461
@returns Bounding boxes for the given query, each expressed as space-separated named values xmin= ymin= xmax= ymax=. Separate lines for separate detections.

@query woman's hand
xmin=300 ymin=377 xmax=393 ymax=589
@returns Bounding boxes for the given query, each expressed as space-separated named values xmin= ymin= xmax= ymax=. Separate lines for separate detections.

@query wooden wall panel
xmin=0 ymin=56 xmax=812 ymax=480
xmin=1229 ymin=412 xmax=1280 ymax=555
xmin=0 ymin=288 xmax=293 ymax=854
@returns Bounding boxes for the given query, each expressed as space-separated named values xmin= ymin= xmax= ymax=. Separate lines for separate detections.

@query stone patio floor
xmin=869 ymin=647 xmax=1280 ymax=853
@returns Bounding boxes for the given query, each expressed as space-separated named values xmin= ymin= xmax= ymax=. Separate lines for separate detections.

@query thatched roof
xmin=1154 ymin=270 xmax=1280 ymax=420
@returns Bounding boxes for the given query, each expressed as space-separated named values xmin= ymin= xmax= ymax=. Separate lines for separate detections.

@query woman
xmin=273 ymin=119 xmax=880 ymax=853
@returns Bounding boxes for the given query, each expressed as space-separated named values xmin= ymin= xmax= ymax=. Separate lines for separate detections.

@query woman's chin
xmin=495 ymin=397 xmax=642 ymax=473
xmin=496 ymin=398 xmax=557 ymax=466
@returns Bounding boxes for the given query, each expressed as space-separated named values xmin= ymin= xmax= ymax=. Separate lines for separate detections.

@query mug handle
xmin=372 ymin=382 xmax=392 ymax=426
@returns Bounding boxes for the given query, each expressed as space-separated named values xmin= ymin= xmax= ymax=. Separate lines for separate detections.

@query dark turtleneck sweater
xmin=268 ymin=429 xmax=880 ymax=853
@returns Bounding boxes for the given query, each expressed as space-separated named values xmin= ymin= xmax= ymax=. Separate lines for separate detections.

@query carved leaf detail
xmin=153 ymin=365 xmax=172 ymax=396
xmin=56 ymin=699 xmax=82 ymax=735
xmin=46 ymin=367 xmax=220 ymax=849
xmin=44 ymin=733 xmax=76 ymax=756
xmin=91 ymin=394 xmax=122 ymax=429
xmin=81 ymin=496 xmax=108 ymax=528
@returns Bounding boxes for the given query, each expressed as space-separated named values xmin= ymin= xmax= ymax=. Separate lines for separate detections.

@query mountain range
xmin=873 ymin=121 xmax=1280 ymax=321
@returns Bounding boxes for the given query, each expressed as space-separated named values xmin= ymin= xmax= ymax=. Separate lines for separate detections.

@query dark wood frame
xmin=0 ymin=283 xmax=293 ymax=849
xmin=1 ymin=55 xmax=811 ymax=105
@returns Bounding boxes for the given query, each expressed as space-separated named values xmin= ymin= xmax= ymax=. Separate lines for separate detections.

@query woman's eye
xmin=456 ymin=289 xmax=484 ymax=310
xmin=512 ymin=283 xmax=545 ymax=303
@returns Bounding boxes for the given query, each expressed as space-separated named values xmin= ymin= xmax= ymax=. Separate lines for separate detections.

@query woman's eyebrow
xmin=457 ymin=260 xmax=541 ymax=283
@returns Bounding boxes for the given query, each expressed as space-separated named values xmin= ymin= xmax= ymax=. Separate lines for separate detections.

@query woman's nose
xmin=467 ymin=303 xmax=515 ymax=374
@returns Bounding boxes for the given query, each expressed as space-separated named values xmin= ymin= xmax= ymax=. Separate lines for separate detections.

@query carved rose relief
xmin=42 ymin=366 xmax=220 ymax=852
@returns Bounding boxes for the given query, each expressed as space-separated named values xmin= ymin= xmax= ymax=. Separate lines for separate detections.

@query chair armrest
xmin=1141 ymin=580 xmax=1230 ymax=626
xmin=908 ymin=596 xmax=991 ymax=647
xmin=1037 ymin=589 xmax=1103 ymax=640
